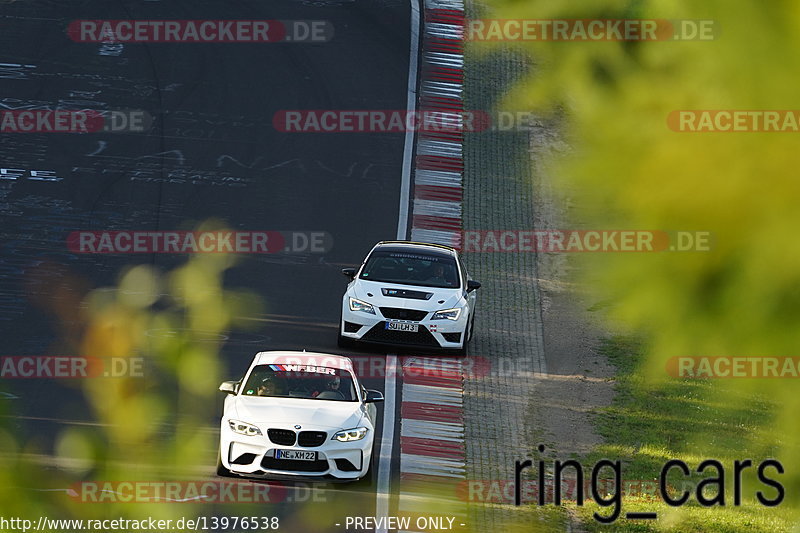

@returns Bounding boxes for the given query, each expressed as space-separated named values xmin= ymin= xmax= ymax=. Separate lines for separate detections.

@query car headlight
xmin=331 ymin=427 xmax=368 ymax=442
xmin=228 ymin=420 xmax=263 ymax=437
xmin=349 ymin=297 xmax=375 ymax=314
xmin=431 ymin=307 xmax=462 ymax=321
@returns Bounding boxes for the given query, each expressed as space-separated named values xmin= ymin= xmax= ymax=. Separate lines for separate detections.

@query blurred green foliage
xmin=0 ymin=221 xmax=263 ymax=521
xmin=480 ymin=0 xmax=800 ymax=529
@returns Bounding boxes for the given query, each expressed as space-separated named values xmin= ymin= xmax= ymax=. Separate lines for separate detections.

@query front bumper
xmin=220 ymin=423 xmax=372 ymax=480
xmin=340 ymin=299 xmax=468 ymax=349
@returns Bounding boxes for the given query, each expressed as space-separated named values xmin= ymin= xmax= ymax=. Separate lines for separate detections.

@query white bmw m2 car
xmin=339 ymin=241 xmax=480 ymax=353
xmin=217 ymin=351 xmax=383 ymax=481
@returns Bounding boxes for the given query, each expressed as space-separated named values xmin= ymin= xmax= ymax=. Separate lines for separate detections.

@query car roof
xmin=372 ymin=240 xmax=457 ymax=260
xmin=252 ymin=351 xmax=354 ymax=372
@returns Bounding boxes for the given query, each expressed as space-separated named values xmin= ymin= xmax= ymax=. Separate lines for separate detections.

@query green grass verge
xmin=566 ymin=336 xmax=797 ymax=532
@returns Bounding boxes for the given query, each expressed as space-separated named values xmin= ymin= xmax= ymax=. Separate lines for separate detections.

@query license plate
xmin=275 ymin=449 xmax=317 ymax=461
xmin=385 ymin=321 xmax=418 ymax=332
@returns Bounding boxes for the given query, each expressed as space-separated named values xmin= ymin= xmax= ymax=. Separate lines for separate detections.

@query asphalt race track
xmin=1 ymin=0 xmax=413 ymax=530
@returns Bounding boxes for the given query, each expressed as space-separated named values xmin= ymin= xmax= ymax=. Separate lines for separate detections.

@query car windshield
xmin=241 ymin=365 xmax=358 ymax=402
xmin=359 ymin=250 xmax=460 ymax=288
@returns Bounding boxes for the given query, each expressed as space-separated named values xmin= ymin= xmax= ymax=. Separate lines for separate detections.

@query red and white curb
xmin=398 ymin=357 xmax=466 ymax=531
xmin=410 ymin=0 xmax=465 ymax=251
xmin=393 ymin=1 xmax=468 ymax=530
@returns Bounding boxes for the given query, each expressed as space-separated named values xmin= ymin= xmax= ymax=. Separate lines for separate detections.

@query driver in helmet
xmin=312 ymin=375 xmax=341 ymax=398
xmin=256 ymin=375 xmax=279 ymax=396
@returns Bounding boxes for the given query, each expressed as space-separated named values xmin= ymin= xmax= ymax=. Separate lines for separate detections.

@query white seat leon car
xmin=217 ymin=351 xmax=383 ymax=481
xmin=339 ymin=241 xmax=480 ymax=353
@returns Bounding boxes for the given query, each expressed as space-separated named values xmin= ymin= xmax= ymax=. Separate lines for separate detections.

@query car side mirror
xmin=365 ymin=389 xmax=384 ymax=403
xmin=342 ymin=268 xmax=356 ymax=280
xmin=466 ymin=280 xmax=481 ymax=292
xmin=219 ymin=381 xmax=239 ymax=394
